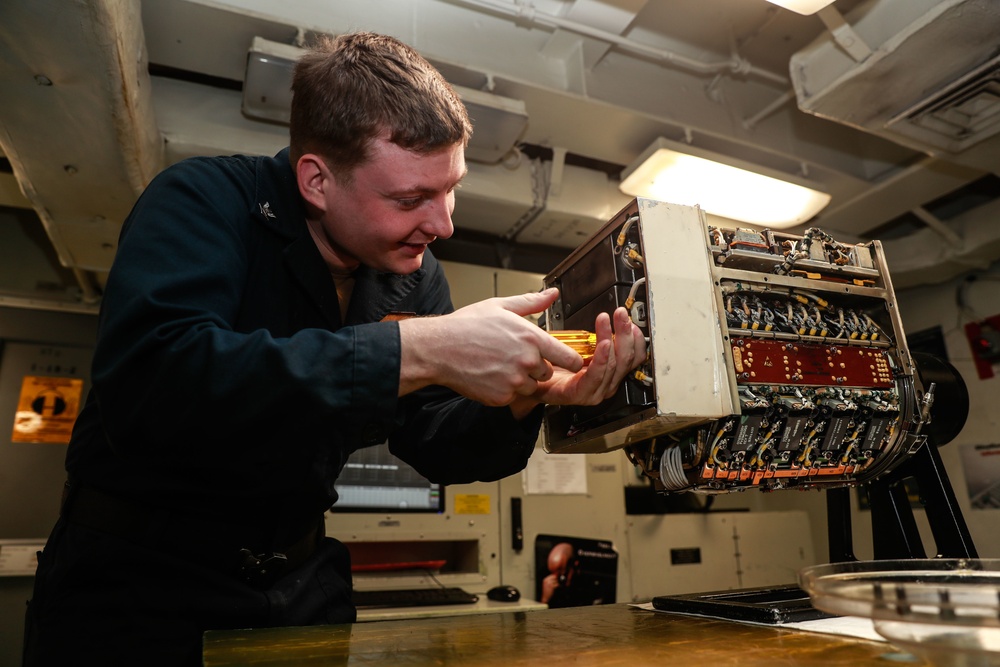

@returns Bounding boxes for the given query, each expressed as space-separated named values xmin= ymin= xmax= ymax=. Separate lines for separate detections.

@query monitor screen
xmin=331 ymin=442 xmax=444 ymax=513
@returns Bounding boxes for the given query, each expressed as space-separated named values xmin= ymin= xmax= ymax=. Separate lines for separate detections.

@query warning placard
xmin=11 ymin=375 xmax=83 ymax=444
xmin=454 ymin=494 xmax=491 ymax=515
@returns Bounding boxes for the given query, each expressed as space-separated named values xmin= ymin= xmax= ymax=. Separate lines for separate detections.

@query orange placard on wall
xmin=453 ymin=494 xmax=491 ymax=515
xmin=11 ymin=375 xmax=83 ymax=444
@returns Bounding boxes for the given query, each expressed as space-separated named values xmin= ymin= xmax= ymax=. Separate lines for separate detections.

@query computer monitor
xmin=325 ymin=442 xmax=502 ymax=593
xmin=331 ymin=442 xmax=444 ymax=514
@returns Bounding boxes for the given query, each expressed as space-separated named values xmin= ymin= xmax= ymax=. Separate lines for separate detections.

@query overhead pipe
xmin=743 ymin=89 xmax=797 ymax=129
xmin=71 ymin=266 xmax=102 ymax=305
xmin=911 ymin=206 xmax=964 ymax=249
xmin=449 ymin=0 xmax=789 ymax=86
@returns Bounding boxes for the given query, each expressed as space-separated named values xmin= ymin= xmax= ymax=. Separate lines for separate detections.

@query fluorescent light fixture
xmin=242 ymin=37 xmax=528 ymax=164
xmin=764 ymin=0 xmax=837 ymax=15
xmin=618 ymin=137 xmax=831 ymax=228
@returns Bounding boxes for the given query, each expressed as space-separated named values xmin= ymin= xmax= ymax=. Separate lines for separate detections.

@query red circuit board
xmin=730 ymin=338 xmax=894 ymax=388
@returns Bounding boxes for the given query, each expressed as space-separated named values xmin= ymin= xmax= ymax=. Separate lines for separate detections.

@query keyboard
xmin=352 ymin=586 xmax=480 ymax=608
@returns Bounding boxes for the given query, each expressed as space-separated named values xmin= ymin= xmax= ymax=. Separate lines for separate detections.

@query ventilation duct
xmin=790 ymin=0 xmax=1000 ymax=160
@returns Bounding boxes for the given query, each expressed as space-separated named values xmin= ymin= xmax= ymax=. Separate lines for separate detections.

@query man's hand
xmin=508 ymin=306 xmax=646 ymax=418
xmin=398 ymin=288 xmax=584 ymax=406
xmin=398 ymin=288 xmax=647 ymax=419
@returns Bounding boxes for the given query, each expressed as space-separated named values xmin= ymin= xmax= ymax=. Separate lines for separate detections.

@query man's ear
xmin=296 ymin=154 xmax=331 ymax=212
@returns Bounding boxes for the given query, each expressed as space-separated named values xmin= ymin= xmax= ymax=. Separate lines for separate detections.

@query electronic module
xmin=541 ymin=198 xmax=933 ymax=495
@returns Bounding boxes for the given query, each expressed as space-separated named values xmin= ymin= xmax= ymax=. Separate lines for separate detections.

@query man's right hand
xmin=397 ymin=288 xmax=583 ymax=406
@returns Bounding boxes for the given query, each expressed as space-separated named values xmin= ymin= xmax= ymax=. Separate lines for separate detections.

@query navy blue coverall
xmin=23 ymin=148 xmax=541 ymax=666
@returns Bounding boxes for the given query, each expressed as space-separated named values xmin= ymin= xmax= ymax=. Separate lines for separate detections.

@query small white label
xmin=0 ymin=542 xmax=43 ymax=576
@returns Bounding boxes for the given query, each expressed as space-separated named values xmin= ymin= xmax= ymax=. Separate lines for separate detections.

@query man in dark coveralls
xmin=22 ymin=32 xmax=645 ymax=667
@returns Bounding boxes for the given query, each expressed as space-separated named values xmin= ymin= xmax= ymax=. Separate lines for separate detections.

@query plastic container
xmin=799 ymin=559 xmax=1000 ymax=667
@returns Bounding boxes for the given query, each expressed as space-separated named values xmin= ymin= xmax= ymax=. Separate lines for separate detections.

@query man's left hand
xmin=509 ymin=306 xmax=646 ymax=418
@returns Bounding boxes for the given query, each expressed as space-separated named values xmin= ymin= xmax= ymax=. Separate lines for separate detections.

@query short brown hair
xmin=289 ymin=32 xmax=472 ymax=178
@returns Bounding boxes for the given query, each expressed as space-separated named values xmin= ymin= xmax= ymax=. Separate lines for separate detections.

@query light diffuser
xmin=618 ymin=137 xmax=830 ymax=228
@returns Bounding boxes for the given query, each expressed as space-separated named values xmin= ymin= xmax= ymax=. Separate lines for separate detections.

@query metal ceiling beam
xmin=812 ymin=156 xmax=986 ymax=237
xmin=0 ymin=0 xmax=163 ymax=292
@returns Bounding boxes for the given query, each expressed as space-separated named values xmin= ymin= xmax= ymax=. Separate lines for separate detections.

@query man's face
xmin=312 ymin=135 xmax=466 ymax=275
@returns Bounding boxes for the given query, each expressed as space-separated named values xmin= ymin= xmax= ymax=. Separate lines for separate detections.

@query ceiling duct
xmin=885 ymin=55 xmax=1000 ymax=154
xmin=789 ymin=0 xmax=1000 ymax=165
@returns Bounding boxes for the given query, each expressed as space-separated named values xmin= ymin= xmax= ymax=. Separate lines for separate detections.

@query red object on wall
xmin=964 ymin=315 xmax=1000 ymax=380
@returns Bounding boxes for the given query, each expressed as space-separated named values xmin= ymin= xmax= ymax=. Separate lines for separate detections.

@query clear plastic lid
xmin=799 ymin=559 xmax=1000 ymax=667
